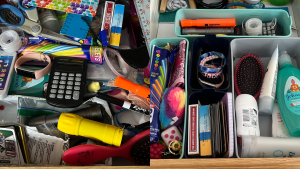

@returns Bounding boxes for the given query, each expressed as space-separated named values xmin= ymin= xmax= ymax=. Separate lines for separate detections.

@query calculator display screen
xmin=57 ymin=63 xmax=83 ymax=71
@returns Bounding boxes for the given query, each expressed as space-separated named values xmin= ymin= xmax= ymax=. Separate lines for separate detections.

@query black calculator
xmin=46 ymin=57 xmax=87 ymax=108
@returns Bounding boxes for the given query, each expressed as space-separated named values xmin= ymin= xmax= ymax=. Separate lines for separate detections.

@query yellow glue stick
xmin=58 ymin=113 xmax=123 ymax=146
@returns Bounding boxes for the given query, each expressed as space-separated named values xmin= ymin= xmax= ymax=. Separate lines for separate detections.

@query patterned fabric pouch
xmin=168 ymin=40 xmax=187 ymax=88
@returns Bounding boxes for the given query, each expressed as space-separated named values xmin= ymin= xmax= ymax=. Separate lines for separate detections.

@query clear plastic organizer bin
xmin=174 ymin=9 xmax=292 ymax=41
xmin=231 ymin=38 xmax=300 ymax=158
xmin=150 ymin=37 xmax=189 ymax=159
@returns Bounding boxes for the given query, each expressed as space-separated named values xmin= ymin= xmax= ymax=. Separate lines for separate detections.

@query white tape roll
xmin=245 ymin=18 xmax=263 ymax=36
xmin=0 ymin=30 xmax=22 ymax=53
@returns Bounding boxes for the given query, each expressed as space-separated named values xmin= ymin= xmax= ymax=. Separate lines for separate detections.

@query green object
xmin=159 ymin=11 xmax=177 ymax=22
xmin=8 ymin=66 xmax=49 ymax=98
xmin=269 ymin=0 xmax=291 ymax=6
xmin=276 ymin=51 xmax=300 ymax=137
xmin=18 ymin=109 xmax=54 ymax=116
xmin=150 ymin=37 xmax=189 ymax=159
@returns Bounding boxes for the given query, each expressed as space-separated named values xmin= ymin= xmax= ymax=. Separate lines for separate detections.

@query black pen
xmin=96 ymin=92 xmax=150 ymax=115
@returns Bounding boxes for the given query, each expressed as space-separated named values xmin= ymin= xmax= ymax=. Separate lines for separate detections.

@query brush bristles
xmin=234 ymin=53 xmax=264 ymax=99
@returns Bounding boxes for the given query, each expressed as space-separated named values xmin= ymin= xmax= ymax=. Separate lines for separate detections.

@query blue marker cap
xmin=99 ymin=30 xmax=108 ymax=47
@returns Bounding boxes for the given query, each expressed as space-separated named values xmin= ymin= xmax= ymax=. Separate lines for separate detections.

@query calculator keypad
xmin=48 ymin=72 xmax=82 ymax=102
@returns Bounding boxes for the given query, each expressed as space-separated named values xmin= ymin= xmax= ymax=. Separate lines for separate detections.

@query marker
xmin=181 ymin=19 xmax=236 ymax=28
xmin=96 ymin=92 xmax=150 ymax=116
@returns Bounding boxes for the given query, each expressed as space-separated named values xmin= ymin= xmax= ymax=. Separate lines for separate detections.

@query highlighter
xmin=181 ymin=19 xmax=236 ymax=28
xmin=114 ymin=76 xmax=150 ymax=100
xmin=58 ymin=113 xmax=123 ymax=147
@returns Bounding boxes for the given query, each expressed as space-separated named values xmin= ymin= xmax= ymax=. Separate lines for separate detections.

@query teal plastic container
xmin=276 ymin=51 xmax=300 ymax=137
xmin=174 ymin=9 xmax=292 ymax=42
xmin=150 ymin=38 xmax=189 ymax=159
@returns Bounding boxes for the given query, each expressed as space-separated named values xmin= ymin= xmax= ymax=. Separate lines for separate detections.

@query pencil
xmin=155 ymin=79 xmax=163 ymax=94
xmin=159 ymin=76 xmax=165 ymax=90
xmin=159 ymin=66 xmax=165 ymax=85
xmin=152 ymin=84 xmax=161 ymax=98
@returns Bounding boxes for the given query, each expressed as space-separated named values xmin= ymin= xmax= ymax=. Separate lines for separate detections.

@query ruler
xmin=60 ymin=13 xmax=93 ymax=39
xmin=134 ymin=0 xmax=150 ymax=54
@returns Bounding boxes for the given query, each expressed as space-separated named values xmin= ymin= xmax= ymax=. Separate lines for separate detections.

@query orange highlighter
xmin=114 ymin=76 xmax=150 ymax=100
xmin=181 ymin=18 xmax=236 ymax=27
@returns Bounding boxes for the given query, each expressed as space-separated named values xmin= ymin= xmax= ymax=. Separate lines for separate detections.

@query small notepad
xmin=221 ymin=92 xmax=234 ymax=157
xmin=60 ymin=13 xmax=93 ymax=39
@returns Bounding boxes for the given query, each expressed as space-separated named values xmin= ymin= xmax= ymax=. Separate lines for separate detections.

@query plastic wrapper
xmin=18 ymin=97 xmax=90 ymax=116
xmin=17 ymin=41 xmax=104 ymax=64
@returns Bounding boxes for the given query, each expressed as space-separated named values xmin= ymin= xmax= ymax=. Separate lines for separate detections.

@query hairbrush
xmin=234 ymin=53 xmax=264 ymax=99
xmin=62 ymin=129 xmax=150 ymax=166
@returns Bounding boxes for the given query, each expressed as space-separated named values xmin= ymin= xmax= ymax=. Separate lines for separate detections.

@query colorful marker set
xmin=17 ymin=41 xmax=104 ymax=64
xmin=23 ymin=0 xmax=99 ymax=17
xmin=150 ymin=44 xmax=173 ymax=144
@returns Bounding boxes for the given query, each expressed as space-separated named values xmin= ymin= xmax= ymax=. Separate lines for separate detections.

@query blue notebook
xmin=60 ymin=13 xmax=93 ymax=39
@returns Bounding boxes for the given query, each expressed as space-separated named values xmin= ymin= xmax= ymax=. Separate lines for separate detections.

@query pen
xmin=96 ymin=92 xmax=150 ymax=116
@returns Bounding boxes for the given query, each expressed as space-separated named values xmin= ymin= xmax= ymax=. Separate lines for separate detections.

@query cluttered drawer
xmin=150 ymin=35 xmax=300 ymax=165
xmin=0 ymin=0 xmax=150 ymax=167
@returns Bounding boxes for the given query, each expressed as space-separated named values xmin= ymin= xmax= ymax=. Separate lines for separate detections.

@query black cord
xmin=194 ymin=0 xmax=228 ymax=9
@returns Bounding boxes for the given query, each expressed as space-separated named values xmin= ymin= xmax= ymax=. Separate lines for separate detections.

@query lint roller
xmin=58 ymin=113 xmax=123 ymax=146
xmin=181 ymin=18 xmax=236 ymax=27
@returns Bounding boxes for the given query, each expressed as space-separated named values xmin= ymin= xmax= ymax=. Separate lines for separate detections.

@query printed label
xmin=190 ymin=106 xmax=197 ymax=152
xmin=242 ymin=108 xmax=258 ymax=128
xmin=0 ymin=56 xmax=13 ymax=90
xmin=284 ymin=76 xmax=300 ymax=115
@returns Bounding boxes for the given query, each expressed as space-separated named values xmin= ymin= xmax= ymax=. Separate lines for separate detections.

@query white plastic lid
xmin=279 ymin=51 xmax=292 ymax=68
xmin=236 ymin=94 xmax=258 ymax=109
xmin=241 ymin=135 xmax=253 ymax=158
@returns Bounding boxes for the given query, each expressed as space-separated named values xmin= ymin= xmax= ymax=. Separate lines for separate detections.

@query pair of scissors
xmin=0 ymin=1 xmax=81 ymax=46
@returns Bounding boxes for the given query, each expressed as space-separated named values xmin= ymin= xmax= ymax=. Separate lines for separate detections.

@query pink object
xmin=164 ymin=134 xmax=168 ymax=138
xmin=168 ymin=40 xmax=186 ymax=88
xmin=150 ymin=143 xmax=166 ymax=159
xmin=109 ymin=89 xmax=129 ymax=111
xmin=160 ymin=126 xmax=182 ymax=146
xmin=15 ymin=52 xmax=52 ymax=80
xmin=63 ymin=129 xmax=150 ymax=165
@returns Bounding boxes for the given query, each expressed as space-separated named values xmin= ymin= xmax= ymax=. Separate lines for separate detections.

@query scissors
xmin=0 ymin=1 xmax=81 ymax=46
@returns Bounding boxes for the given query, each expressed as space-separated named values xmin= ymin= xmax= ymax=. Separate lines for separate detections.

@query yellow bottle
xmin=58 ymin=113 xmax=123 ymax=146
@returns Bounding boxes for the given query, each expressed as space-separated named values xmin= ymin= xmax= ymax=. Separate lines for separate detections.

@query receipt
xmin=26 ymin=127 xmax=65 ymax=165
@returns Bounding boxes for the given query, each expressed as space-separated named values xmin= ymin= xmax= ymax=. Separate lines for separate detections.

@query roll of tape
xmin=0 ymin=30 xmax=22 ymax=53
xmin=245 ymin=18 xmax=262 ymax=36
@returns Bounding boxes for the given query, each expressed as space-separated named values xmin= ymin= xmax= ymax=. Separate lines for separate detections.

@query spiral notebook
xmin=221 ymin=92 xmax=234 ymax=157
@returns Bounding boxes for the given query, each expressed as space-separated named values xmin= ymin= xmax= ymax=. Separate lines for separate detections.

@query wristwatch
xmin=15 ymin=52 xmax=52 ymax=79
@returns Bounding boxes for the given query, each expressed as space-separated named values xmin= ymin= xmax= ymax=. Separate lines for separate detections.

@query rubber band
xmin=103 ymin=47 xmax=130 ymax=78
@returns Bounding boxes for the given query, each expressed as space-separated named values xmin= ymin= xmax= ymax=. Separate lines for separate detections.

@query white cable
xmin=167 ymin=0 xmax=187 ymax=11
xmin=245 ymin=18 xmax=263 ymax=36
xmin=0 ymin=30 xmax=22 ymax=53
